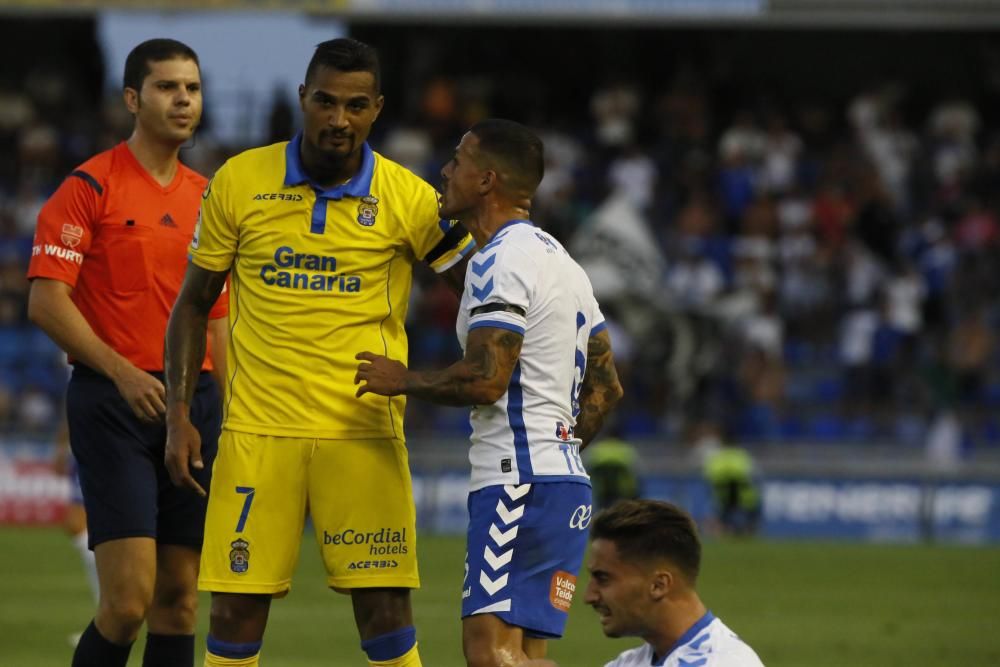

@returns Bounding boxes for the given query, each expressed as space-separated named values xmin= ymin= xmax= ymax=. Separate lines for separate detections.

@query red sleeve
xmin=208 ymin=276 xmax=230 ymax=320
xmin=26 ymin=172 xmax=101 ymax=287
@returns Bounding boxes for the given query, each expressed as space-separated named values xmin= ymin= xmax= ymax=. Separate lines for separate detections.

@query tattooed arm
xmin=575 ymin=329 xmax=624 ymax=450
xmin=355 ymin=326 xmax=523 ymax=407
xmin=163 ymin=264 xmax=229 ymax=495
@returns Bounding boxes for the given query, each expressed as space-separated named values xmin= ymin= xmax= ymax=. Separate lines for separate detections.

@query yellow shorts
xmin=198 ymin=430 xmax=420 ymax=595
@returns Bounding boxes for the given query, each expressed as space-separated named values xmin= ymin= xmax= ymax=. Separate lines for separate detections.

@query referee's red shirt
xmin=27 ymin=142 xmax=227 ymax=372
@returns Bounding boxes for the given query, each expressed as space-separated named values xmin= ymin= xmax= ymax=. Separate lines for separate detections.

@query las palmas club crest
xmin=357 ymin=195 xmax=379 ymax=227
xmin=229 ymin=538 xmax=250 ymax=574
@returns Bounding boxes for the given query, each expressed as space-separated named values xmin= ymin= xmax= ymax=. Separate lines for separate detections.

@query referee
xmin=27 ymin=39 xmax=228 ymax=667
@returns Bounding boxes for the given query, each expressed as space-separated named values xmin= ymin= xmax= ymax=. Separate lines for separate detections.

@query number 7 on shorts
xmin=234 ymin=486 xmax=255 ymax=533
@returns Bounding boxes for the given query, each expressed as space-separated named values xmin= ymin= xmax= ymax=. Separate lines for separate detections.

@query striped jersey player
xmin=355 ymin=118 xmax=623 ymax=665
xmin=586 ymin=501 xmax=766 ymax=667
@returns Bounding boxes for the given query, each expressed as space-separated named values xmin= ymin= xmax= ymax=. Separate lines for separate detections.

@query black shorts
xmin=67 ymin=365 xmax=221 ymax=549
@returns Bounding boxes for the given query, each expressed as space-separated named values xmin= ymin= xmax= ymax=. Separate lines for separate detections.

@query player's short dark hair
xmin=123 ymin=38 xmax=199 ymax=92
xmin=590 ymin=499 xmax=702 ymax=584
xmin=305 ymin=38 xmax=381 ymax=92
xmin=468 ymin=118 xmax=545 ymax=197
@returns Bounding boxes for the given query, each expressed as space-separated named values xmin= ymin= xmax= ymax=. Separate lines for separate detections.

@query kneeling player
xmin=356 ymin=119 xmax=623 ymax=665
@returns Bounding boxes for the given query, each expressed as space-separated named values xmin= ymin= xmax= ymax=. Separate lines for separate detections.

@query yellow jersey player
xmin=163 ymin=38 xmax=473 ymax=667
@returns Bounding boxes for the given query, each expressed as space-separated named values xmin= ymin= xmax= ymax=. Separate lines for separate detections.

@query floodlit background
xmin=0 ymin=1 xmax=999 ymax=665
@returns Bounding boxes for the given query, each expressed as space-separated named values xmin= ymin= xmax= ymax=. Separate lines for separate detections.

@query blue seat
xmin=807 ymin=414 xmax=846 ymax=441
xmin=844 ymin=418 xmax=875 ymax=441
xmin=893 ymin=413 xmax=927 ymax=447
xmin=783 ymin=339 xmax=809 ymax=368
xmin=779 ymin=414 xmax=805 ymax=441
xmin=813 ymin=376 xmax=845 ymax=402
xmin=432 ymin=407 xmax=472 ymax=437
xmin=983 ymin=382 xmax=1000 ymax=408
xmin=0 ymin=328 xmax=25 ymax=367
xmin=784 ymin=375 xmax=813 ymax=402
xmin=27 ymin=328 xmax=61 ymax=361
xmin=621 ymin=410 xmax=658 ymax=438
xmin=980 ymin=419 xmax=1000 ymax=446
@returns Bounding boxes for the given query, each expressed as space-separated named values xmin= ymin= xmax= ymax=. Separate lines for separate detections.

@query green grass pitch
xmin=1 ymin=527 xmax=998 ymax=666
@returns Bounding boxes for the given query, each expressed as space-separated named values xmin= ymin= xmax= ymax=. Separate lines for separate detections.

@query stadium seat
xmin=806 ymin=414 xmax=846 ymax=441
xmin=812 ymin=376 xmax=845 ymax=402
xmin=0 ymin=328 xmax=26 ymax=368
xmin=621 ymin=410 xmax=658 ymax=438
xmin=778 ymin=413 xmax=805 ymax=441
xmin=844 ymin=417 xmax=875 ymax=441
xmin=979 ymin=419 xmax=1000 ymax=447
xmin=983 ymin=382 xmax=1000 ymax=408
xmin=893 ymin=413 xmax=927 ymax=447
xmin=782 ymin=339 xmax=809 ymax=368
xmin=26 ymin=328 xmax=61 ymax=361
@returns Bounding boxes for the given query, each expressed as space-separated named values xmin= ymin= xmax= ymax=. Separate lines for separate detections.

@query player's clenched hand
xmin=165 ymin=414 xmax=207 ymax=497
xmin=112 ymin=362 xmax=166 ymax=422
xmin=354 ymin=351 xmax=408 ymax=398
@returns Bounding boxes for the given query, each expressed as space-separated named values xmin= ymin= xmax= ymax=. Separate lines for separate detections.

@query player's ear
xmin=298 ymin=83 xmax=308 ymax=110
xmin=372 ymin=94 xmax=385 ymax=120
xmin=649 ymin=569 xmax=673 ymax=601
xmin=479 ymin=169 xmax=497 ymax=195
xmin=123 ymin=86 xmax=140 ymax=115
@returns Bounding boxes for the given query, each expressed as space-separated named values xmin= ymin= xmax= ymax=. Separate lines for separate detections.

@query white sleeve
xmin=466 ymin=245 xmax=537 ymax=336
xmin=590 ymin=296 xmax=607 ymax=337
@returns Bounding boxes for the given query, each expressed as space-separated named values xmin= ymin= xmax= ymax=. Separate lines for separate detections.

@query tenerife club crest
xmin=229 ymin=538 xmax=250 ymax=574
xmin=357 ymin=195 xmax=379 ymax=227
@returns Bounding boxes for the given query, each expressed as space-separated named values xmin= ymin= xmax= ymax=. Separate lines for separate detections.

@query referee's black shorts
xmin=66 ymin=365 xmax=221 ymax=550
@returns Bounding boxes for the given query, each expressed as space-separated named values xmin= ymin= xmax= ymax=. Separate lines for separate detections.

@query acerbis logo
xmin=347 ymin=559 xmax=398 ymax=570
xmin=569 ymin=505 xmax=592 ymax=530
xmin=252 ymin=192 xmax=303 ymax=201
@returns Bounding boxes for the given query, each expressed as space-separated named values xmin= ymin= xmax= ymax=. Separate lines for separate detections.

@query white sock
xmin=72 ymin=531 xmax=99 ymax=603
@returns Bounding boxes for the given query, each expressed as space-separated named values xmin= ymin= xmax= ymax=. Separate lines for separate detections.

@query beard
xmin=315 ymin=129 xmax=356 ymax=159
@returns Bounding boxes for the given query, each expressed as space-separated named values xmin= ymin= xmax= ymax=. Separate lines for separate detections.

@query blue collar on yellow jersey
xmin=283 ymin=131 xmax=375 ymax=200
xmin=283 ymin=132 xmax=375 ymax=234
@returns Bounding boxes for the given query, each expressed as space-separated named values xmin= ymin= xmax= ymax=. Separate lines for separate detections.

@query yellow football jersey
xmin=191 ymin=135 xmax=473 ymax=439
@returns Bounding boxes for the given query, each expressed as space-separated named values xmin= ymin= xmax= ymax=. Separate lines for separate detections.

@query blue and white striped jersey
xmin=457 ymin=219 xmax=605 ymax=491
xmin=605 ymin=613 xmax=765 ymax=667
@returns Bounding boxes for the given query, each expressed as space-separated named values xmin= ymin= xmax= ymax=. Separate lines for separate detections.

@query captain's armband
xmin=470 ymin=303 xmax=526 ymax=318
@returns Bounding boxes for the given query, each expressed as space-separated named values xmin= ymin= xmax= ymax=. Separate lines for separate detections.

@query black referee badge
xmin=357 ymin=195 xmax=379 ymax=227
xmin=229 ymin=538 xmax=250 ymax=575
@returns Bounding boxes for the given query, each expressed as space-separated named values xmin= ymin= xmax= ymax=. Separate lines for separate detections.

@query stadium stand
xmin=2 ymin=19 xmax=999 ymax=461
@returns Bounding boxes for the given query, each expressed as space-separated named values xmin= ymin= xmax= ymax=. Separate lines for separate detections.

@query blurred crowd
xmin=393 ymin=71 xmax=1000 ymax=458
xmin=2 ymin=33 xmax=999 ymax=459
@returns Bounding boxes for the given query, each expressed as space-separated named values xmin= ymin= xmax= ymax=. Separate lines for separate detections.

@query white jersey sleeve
xmin=457 ymin=220 xmax=605 ymax=491
xmin=466 ymin=240 xmax=536 ymax=336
